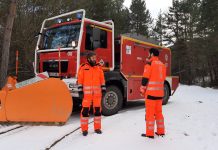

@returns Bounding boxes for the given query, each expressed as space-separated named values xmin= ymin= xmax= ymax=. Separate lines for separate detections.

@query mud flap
xmin=0 ymin=78 xmax=72 ymax=123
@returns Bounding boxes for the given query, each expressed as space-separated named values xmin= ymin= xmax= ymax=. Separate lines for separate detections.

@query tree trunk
xmin=0 ymin=0 xmax=17 ymax=89
xmin=212 ymin=57 xmax=218 ymax=86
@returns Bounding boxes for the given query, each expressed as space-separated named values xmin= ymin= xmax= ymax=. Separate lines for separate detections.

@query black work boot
xmin=82 ymin=131 xmax=88 ymax=136
xmin=155 ymin=132 xmax=165 ymax=137
xmin=95 ymin=129 xmax=102 ymax=134
xmin=141 ymin=133 xmax=154 ymax=139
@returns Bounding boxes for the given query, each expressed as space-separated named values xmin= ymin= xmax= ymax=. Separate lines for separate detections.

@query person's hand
xmin=140 ymin=86 xmax=146 ymax=96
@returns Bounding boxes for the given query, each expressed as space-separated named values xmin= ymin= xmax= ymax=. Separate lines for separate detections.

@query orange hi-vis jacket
xmin=77 ymin=63 xmax=105 ymax=106
xmin=142 ymin=56 xmax=166 ymax=98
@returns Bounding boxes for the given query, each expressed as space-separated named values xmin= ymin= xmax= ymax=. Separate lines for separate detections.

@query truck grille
xmin=43 ymin=61 xmax=68 ymax=73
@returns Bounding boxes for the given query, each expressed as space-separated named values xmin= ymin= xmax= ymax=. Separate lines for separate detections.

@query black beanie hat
xmin=149 ymin=48 xmax=159 ymax=56
xmin=86 ymin=51 xmax=96 ymax=59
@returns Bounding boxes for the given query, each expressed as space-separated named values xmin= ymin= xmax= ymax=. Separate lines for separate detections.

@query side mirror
xmin=35 ymin=32 xmax=48 ymax=38
xmin=93 ymin=27 xmax=101 ymax=49
xmin=34 ymin=32 xmax=41 ymax=38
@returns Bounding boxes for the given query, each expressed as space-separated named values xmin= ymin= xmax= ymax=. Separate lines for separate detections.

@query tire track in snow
xmin=45 ymin=120 xmax=94 ymax=150
xmin=0 ymin=125 xmax=24 ymax=135
xmin=45 ymin=102 xmax=145 ymax=150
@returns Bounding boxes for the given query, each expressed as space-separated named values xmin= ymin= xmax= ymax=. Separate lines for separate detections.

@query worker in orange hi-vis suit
xmin=140 ymin=48 xmax=166 ymax=139
xmin=77 ymin=51 xmax=106 ymax=136
xmin=2 ymin=76 xmax=17 ymax=92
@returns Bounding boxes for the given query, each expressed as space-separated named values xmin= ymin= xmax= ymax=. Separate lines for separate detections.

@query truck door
xmin=82 ymin=24 xmax=113 ymax=69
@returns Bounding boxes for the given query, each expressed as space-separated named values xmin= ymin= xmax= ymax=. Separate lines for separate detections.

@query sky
xmin=123 ymin=0 xmax=172 ymax=19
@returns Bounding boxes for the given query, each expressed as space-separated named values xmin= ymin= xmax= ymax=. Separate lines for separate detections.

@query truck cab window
xmin=85 ymin=25 xmax=107 ymax=50
xmin=85 ymin=26 xmax=93 ymax=50
xmin=43 ymin=23 xmax=81 ymax=49
xmin=100 ymin=30 xmax=107 ymax=48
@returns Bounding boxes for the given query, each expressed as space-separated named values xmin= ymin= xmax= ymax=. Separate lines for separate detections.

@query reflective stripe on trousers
xmin=94 ymin=116 xmax=101 ymax=130
xmin=146 ymin=121 xmax=155 ymax=132
xmin=156 ymin=119 xmax=165 ymax=134
xmin=80 ymin=117 xmax=89 ymax=131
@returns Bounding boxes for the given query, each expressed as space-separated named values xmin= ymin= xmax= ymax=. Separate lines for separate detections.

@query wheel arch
xmin=104 ymin=71 xmax=127 ymax=102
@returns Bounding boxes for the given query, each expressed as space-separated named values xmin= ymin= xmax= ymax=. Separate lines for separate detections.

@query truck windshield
xmin=43 ymin=23 xmax=81 ymax=49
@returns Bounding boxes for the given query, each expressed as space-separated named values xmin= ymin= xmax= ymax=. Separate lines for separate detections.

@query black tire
xmin=102 ymin=85 xmax=123 ymax=116
xmin=163 ymin=83 xmax=170 ymax=105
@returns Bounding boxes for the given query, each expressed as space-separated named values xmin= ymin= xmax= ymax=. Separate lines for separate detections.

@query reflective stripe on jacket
xmin=77 ymin=63 xmax=105 ymax=97
xmin=143 ymin=57 xmax=166 ymax=97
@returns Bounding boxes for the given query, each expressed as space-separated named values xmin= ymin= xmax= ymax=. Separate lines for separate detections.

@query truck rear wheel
xmin=163 ymin=83 xmax=170 ymax=105
xmin=102 ymin=86 xmax=123 ymax=116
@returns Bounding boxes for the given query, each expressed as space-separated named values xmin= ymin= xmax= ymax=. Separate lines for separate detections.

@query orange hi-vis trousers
xmin=145 ymin=99 xmax=165 ymax=136
xmin=80 ymin=96 xmax=102 ymax=132
xmin=80 ymin=107 xmax=101 ymax=131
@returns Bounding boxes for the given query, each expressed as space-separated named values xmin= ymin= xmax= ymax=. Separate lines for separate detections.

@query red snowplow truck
xmin=34 ymin=9 xmax=179 ymax=116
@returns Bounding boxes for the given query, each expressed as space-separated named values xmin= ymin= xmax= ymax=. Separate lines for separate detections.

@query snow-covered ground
xmin=0 ymin=84 xmax=218 ymax=150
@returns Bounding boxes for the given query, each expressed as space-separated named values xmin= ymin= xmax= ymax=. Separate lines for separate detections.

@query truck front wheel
xmin=163 ymin=83 xmax=170 ymax=105
xmin=102 ymin=86 xmax=123 ymax=116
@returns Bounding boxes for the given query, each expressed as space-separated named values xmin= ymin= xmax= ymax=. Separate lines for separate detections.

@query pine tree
xmin=165 ymin=0 xmax=202 ymax=84
xmin=198 ymin=0 xmax=218 ymax=86
xmin=152 ymin=10 xmax=167 ymax=46
xmin=0 ymin=0 xmax=10 ymax=63
xmin=164 ymin=0 xmax=184 ymax=44
xmin=0 ymin=0 xmax=17 ymax=89
xmin=75 ymin=0 xmax=111 ymax=21
xmin=110 ymin=0 xmax=131 ymax=36
xmin=130 ymin=0 xmax=152 ymax=37
xmin=75 ymin=0 xmax=130 ymax=36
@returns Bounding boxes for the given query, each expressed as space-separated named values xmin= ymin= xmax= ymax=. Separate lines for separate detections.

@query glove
xmin=78 ymin=91 xmax=84 ymax=99
xmin=78 ymin=85 xmax=84 ymax=99
xmin=140 ymin=86 xmax=146 ymax=96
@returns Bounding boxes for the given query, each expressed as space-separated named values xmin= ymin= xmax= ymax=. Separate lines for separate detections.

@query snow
xmin=0 ymin=84 xmax=218 ymax=150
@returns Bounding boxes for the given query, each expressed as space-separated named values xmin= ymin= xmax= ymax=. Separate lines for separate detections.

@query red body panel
xmin=120 ymin=36 xmax=175 ymax=101
xmin=121 ymin=37 xmax=171 ymax=76
xmin=40 ymin=51 xmax=77 ymax=77
xmin=172 ymin=76 xmax=179 ymax=93
xmin=127 ymin=78 xmax=142 ymax=100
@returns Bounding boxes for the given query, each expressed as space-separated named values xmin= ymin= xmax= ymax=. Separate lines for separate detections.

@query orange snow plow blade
xmin=0 ymin=78 xmax=72 ymax=123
